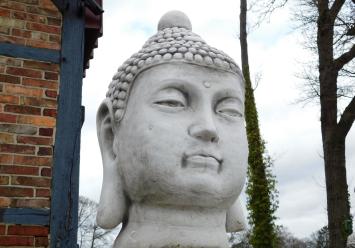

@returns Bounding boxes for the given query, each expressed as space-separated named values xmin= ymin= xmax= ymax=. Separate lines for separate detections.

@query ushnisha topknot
xmin=106 ymin=10 xmax=243 ymax=121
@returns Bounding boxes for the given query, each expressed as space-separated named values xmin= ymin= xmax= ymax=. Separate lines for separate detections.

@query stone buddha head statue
xmin=96 ymin=10 xmax=248 ymax=248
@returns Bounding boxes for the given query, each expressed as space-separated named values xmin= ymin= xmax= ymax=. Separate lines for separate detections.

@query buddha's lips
xmin=183 ymin=152 xmax=222 ymax=171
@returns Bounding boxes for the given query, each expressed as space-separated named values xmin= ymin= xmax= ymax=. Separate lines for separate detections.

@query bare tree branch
xmin=340 ymin=67 xmax=355 ymax=77
xmin=333 ymin=43 xmax=355 ymax=70
xmin=250 ymin=0 xmax=289 ymax=28
xmin=330 ymin=0 xmax=346 ymax=21
xmin=337 ymin=96 xmax=355 ymax=138
xmin=252 ymin=71 xmax=262 ymax=91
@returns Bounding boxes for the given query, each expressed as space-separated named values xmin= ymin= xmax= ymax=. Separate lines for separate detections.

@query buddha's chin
xmin=127 ymin=174 xmax=239 ymax=209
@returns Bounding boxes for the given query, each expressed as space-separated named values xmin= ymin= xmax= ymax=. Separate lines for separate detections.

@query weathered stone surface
xmin=96 ymin=11 xmax=247 ymax=248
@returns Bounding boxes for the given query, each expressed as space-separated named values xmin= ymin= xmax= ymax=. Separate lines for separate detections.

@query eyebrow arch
xmin=156 ymin=79 xmax=192 ymax=89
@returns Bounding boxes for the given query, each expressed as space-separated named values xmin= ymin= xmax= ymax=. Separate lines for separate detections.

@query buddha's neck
xmin=114 ymin=203 xmax=229 ymax=248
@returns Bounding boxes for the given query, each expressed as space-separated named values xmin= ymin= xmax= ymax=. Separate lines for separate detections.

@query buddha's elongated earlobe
xmin=96 ymin=99 xmax=128 ymax=229
xmin=226 ymin=197 xmax=246 ymax=232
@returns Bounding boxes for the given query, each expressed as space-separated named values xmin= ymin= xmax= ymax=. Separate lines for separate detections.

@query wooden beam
xmin=50 ymin=0 xmax=85 ymax=247
xmin=0 ymin=43 xmax=60 ymax=64
xmin=0 ymin=208 xmax=49 ymax=226
xmin=51 ymin=0 xmax=67 ymax=13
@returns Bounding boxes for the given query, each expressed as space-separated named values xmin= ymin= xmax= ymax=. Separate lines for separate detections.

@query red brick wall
xmin=0 ymin=0 xmax=61 ymax=50
xmin=0 ymin=1 xmax=62 ymax=247
xmin=0 ymin=224 xmax=49 ymax=246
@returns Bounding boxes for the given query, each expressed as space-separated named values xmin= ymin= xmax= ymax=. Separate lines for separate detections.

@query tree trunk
xmin=240 ymin=0 xmax=277 ymax=247
xmin=323 ymin=136 xmax=349 ymax=248
xmin=240 ymin=0 xmax=249 ymax=67
xmin=317 ymin=2 xmax=351 ymax=247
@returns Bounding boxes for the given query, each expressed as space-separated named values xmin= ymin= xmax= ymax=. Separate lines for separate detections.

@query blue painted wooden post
xmin=0 ymin=43 xmax=60 ymax=63
xmin=0 ymin=208 xmax=50 ymax=226
xmin=51 ymin=0 xmax=66 ymax=12
xmin=50 ymin=0 xmax=85 ymax=247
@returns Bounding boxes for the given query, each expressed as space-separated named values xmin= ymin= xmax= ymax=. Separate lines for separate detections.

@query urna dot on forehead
xmin=106 ymin=10 xmax=243 ymax=122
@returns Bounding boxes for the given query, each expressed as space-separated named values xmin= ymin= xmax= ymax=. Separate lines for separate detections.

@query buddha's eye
xmin=155 ymin=99 xmax=185 ymax=108
xmin=216 ymin=98 xmax=243 ymax=118
xmin=153 ymin=88 xmax=187 ymax=110
xmin=217 ymin=107 xmax=242 ymax=117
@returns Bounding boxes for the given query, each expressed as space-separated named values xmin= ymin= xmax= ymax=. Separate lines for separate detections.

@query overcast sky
xmin=79 ymin=0 xmax=355 ymax=239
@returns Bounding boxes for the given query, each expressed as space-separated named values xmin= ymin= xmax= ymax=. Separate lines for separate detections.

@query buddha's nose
xmin=188 ymin=111 xmax=219 ymax=143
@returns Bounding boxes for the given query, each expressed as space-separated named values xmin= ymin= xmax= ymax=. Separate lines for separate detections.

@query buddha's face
xmin=114 ymin=63 xmax=248 ymax=208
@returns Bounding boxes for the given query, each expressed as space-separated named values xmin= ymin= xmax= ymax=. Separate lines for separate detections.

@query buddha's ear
xmin=96 ymin=99 xmax=128 ymax=229
xmin=226 ymin=197 xmax=246 ymax=232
